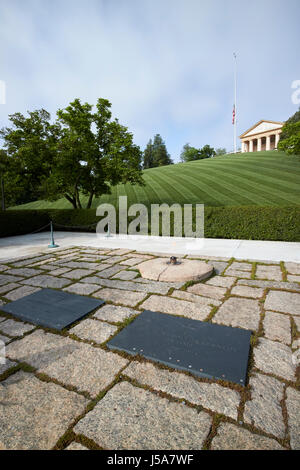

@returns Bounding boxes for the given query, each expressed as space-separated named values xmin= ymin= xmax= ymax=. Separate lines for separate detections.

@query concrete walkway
xmin=0 ymin=231 xmax=299 ymax=262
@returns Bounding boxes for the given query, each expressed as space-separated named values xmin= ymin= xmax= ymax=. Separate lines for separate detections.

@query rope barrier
xmin=26 ymin=222 xmax=51 ymax=235
xmin=53 ymin=221 xmax=99 ymax=229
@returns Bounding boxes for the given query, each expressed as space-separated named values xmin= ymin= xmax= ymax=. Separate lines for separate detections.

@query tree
xmin=152 ymin=134 xmax=173 ymax=167
xmin=1 ymin=99 xmax=145 ymax=209
xmin=180 ymin=143 xmax=202 ymax=162
xmin=0 ymin=109 xmax=59 ymax=205
xmin=215 ymin=147 xmax=227 ymax=156
xmin=199 ymin=144 xmax=216 ymax=159
xmin=43 ymin=98 xmax=144 ymax=208
xmin=278 ymin=121 xmax=300 ymax=156
xmin=278 ymin=107 xmax=300 ymax=155
xmin=143 ymin=139 xmax=154 ymax=169
xmin=280 ymin=107 xmax=300 ymax=141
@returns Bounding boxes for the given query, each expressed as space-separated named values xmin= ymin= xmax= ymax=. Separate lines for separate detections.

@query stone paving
xmin=0 ymin=246 xmax=299 ymax=450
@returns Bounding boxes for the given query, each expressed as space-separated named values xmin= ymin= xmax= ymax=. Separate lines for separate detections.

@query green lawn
xmin=12 ymin=151 xmax=300 ymax=209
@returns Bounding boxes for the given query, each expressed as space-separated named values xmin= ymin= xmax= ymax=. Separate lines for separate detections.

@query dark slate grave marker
xmin=1 ymin=288 xmax=104 ymax=331
xmin=107 ymin=310 xmax=251 ymax=386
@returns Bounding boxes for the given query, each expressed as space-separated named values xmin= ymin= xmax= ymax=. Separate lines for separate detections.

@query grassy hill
xmin=12 ymin=150 xmax=300 ymax=209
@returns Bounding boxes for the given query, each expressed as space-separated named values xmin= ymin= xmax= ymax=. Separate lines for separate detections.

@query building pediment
xmin=240 ymin=120 xmax=284 ymax=139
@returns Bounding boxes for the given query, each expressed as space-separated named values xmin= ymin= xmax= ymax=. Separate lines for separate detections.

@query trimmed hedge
xmin=1 ymin=206 xmax=300 ymax=241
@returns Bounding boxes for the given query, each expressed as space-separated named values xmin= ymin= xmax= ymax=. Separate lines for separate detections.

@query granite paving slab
xmin=84 ymin=278 xmax=174 ymax=295
xmin=224 ymin=268 xmax=251 ymax=278
xmin=187 ymin=283 xmax=226 ymax=300
xmin=111 ymin=270 xmax=139 ymax=280
xmin=212 ymin=297 xmax=260 ymax=331
xmin=263 ymin=311 xmax=291 ymax=344
xmin=4 ymin=268 xmax=44 ymax=278
xmin=287 ymin=274 xmax=300 ymax=283
xmin=93 ymin=288 xmax=147 ymax=307
xmin=253 ymin=337 xmax=296 ymax=381
xmin=211 ymin=423 xmax=284 ymax=450
xmin=0 ymin=333 xmax=12 ymax=345
xmin=0 ymin=319 xmax=35 ymax=337
xmin=264 ymin=291 xmax=300 ymax=316
xmin=285 ymin=262 xmax=300 ymax=275
xmin=229 ymin=262 xmax=253 ymax=271
xmin=124 ymin=361 xmax=240 ymax=419
xmin=243 ymin=373 xmax=285 ymax=438
xmin=39 ymin=342 xmax=128 ymax=398
xmin=231 ymin=285 xmax=264 ymax=298
xmin=93 ymin=305 xmax=138 ymax=323
xmin=62 ymin=269 xmax=96 ymax=279
xmin=63 ymin=283 xmax=100 ymax=295
xmin=0 ymin=274 xmax=24 ymax=286
xmin=206 ymin=276 xmax=236 ymax=288
xmin=139 ymin=295 xmax=210 ymax=321
xmin=256 ymin=265 xmax=283 ymax=281
xmin=69 ymin=319 xmax=118 ymax=344
xmin=4 ymin=286 xmax=41 ymax=301
xmin=74 ymin=381 xmax=212 ymax=449
xmin=238 ymin=279 xmax=300 ymax=291
xmin=6 ymin=330 xmax=128 ymax=398
xmin=286 ymin=387 xmax=300 ymax=449
xmin=0 ymin=371 xmax=88 ymax=450
xmin=21 ymin=275 xmax=71 ymax=289
xmin=0 ymin=283 xmax=20 ymax=295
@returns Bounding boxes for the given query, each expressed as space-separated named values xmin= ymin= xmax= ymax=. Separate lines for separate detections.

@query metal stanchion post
xmin=48 ymin=221 xmax=59 ymax=248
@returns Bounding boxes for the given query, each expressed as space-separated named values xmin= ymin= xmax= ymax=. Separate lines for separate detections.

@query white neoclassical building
xmin=239 ymin=120 xmax=284 ymax=153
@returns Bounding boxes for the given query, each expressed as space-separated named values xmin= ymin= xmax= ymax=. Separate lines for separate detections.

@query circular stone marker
xmin=137 ymin=258 xmax=214 ymax=283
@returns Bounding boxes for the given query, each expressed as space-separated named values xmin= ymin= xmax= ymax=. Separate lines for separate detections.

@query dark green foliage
xmin=180 ymin=143 xmax=201 ymax=162
xmin=278 ymin=107 xmax=300 ymax=155
xmin=0 ymin=99 xmax=144 ymax=210
xmin=143 ymin=139 xmax=154 ymax=169
xmin=142 ymin=134 xmax=173 ymax=168
xmin=180 ymin=143 xmax=216 ymax=162
xmin=2 ymin=205 xmax=299 ymax=241
xmin=0 ymin=210 xmax=51 ymax=237
xmin=215 ymin=148 xmax=227 ymax=156
xmin=278 ymin=121 xmax=300 ymax=156
xmin=280 ymin=107 xmax=300 ymax=140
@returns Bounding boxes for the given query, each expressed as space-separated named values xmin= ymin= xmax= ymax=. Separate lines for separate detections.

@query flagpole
xmin=233 ymin=52 xmax=237 ymax=153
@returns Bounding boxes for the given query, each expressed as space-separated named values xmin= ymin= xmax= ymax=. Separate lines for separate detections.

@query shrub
xmin=1 ymin=206 xmax=300 ymax=241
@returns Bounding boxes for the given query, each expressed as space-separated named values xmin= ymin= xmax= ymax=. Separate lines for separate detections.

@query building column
xmin=241 ymin=142 xmax=245 ymax=153
xmin=266 ymin=135 xmax=271 ymax=151
xmin=257 ymin=138 xmax=262 ymax=151
xmin=275 ymin=133 xmax=280 ymax=149
xmin=249 ymin=140 xmax=254 ymax=152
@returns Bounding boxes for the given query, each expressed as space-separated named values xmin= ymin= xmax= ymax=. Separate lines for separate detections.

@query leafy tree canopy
xmin=180 ymin=143 xmax=216 ymax=162
xmin=143 ymin=134 xmax=173 ymax=168
xmin=1 ymin=98 xmax=144 ymax=209
xmin=278 ymin=107 xmax=300 ymax=155
xmin=215 ymin=147 xmax=227 ymax=156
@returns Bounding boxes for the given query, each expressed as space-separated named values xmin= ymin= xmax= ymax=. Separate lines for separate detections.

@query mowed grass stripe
xmin=11 ymin=151 xmax=300 ymax=209
xmin=150 ymin=168 xmax=239 ymax=205
xmin=213 ymin=160 xmax=300 ymax=190
xmin=179 ymin=168 xmax=273 ymax=206
xmin=182 ymin=166 xmax=299 ymax=205
xmin=201 ymin=165 xmax=300 ymax=203
xmin=147 ymin=171 xmax=194 ymax=204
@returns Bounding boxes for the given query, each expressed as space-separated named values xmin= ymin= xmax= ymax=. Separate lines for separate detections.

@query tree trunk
xmin=0 ymin=177 xmax=5 ymax=211
xmin=64 ymin=193 xmax=77 ymax=209
xmin=86 ymin=191 xmax=94 ymax=209
xmin=75 ymin=184 xmax=82 ymax=209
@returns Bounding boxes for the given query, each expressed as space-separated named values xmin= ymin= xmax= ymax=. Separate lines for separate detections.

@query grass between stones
xmin=0 ymin=248 xmax=299 ymax=449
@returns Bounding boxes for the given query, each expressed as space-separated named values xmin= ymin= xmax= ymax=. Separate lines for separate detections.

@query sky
xmin=1 ymin=0 xmax=300 ymax=162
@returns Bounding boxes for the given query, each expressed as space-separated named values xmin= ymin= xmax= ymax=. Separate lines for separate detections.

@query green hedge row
xmin=1 ymin=206 xmax=300 ymax=241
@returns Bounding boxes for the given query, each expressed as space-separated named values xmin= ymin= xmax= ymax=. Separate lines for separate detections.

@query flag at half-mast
xmin=232 ymin=104 xmax=236 ymax=125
